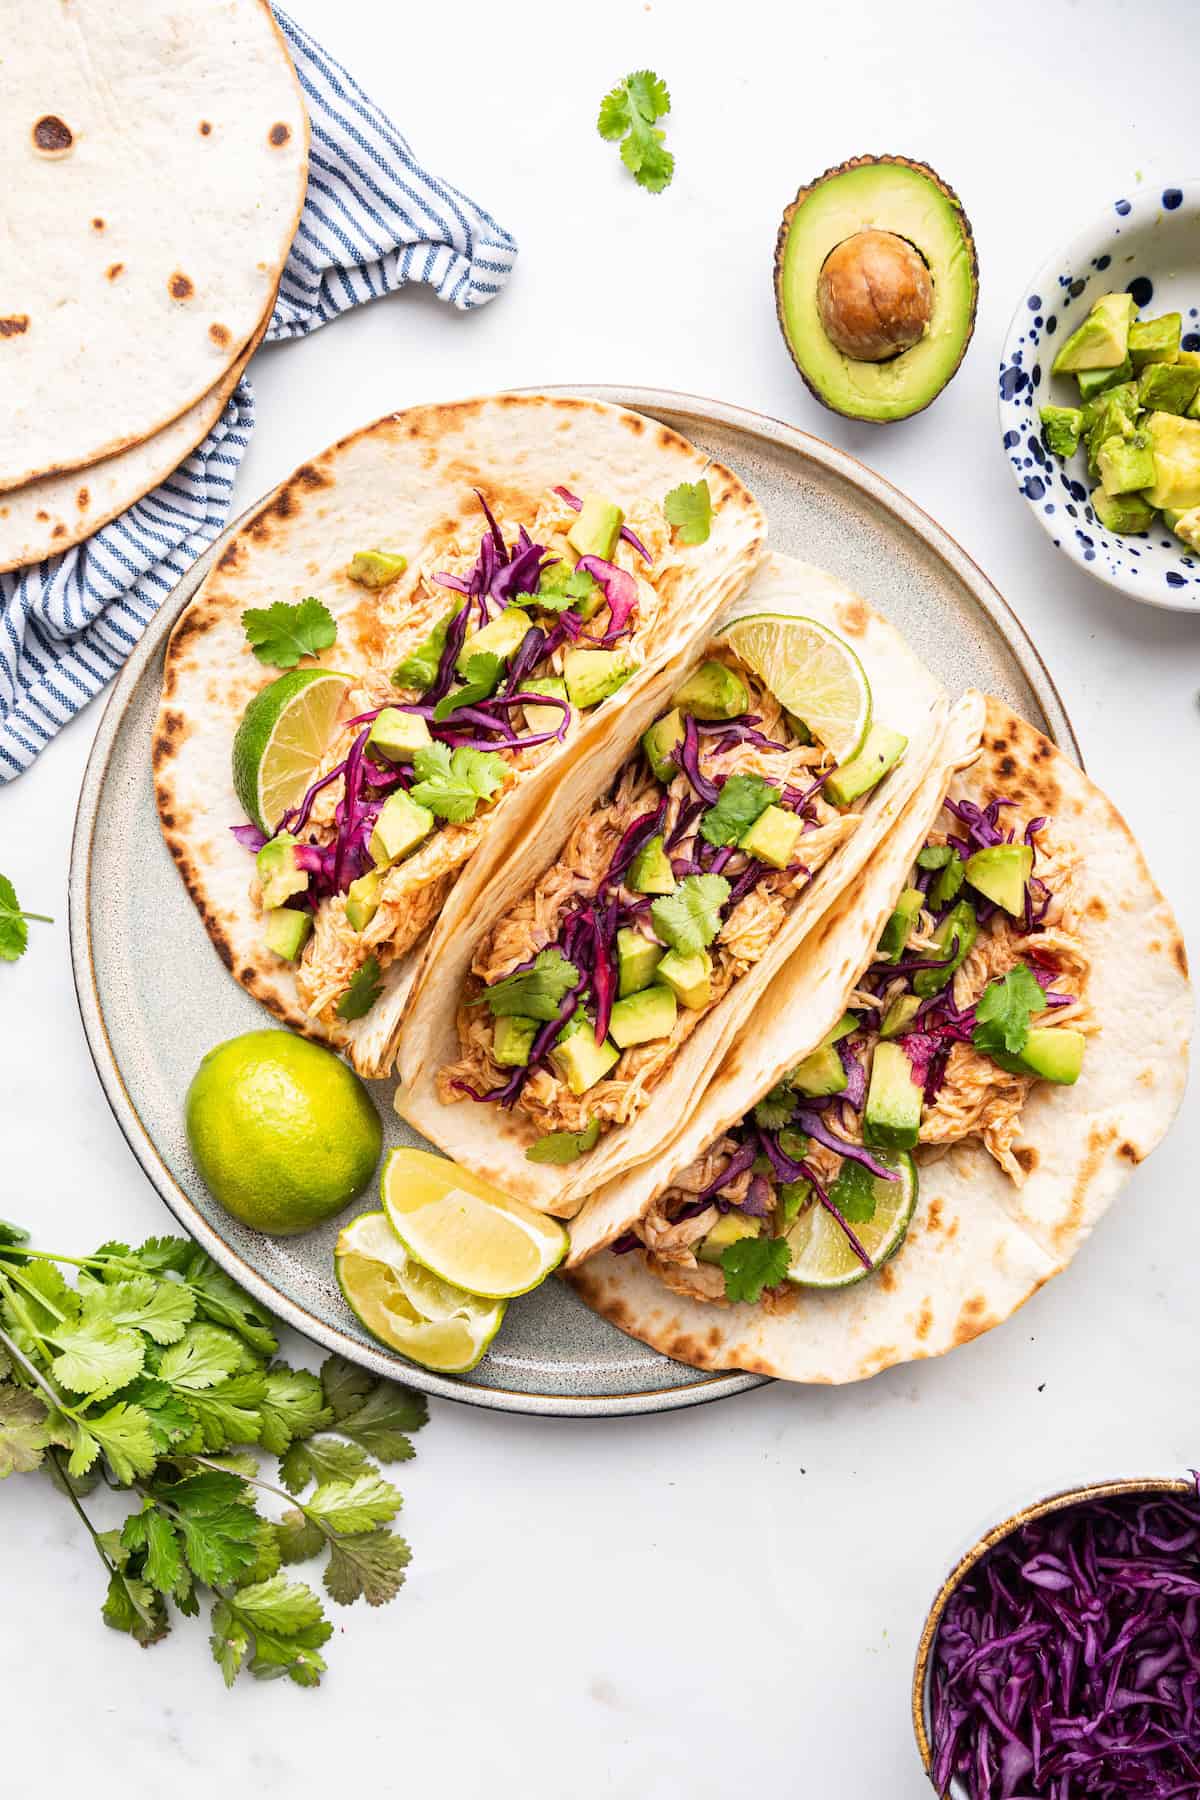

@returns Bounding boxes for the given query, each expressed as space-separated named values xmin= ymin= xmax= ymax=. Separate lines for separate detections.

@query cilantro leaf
xmin=84 ymin=1401 xmax=158 ymax=1483
xmin=0 ymin=873 xmax=52 ymax=962
xmin=664 ymin=479 xmax=713 ymax=546
xmin=181 ymin=1373 xmax=268 ymax=1453
xmin=236 ymin=1518 xmax=283 ymax=1588
xmin=483 ymin=947 xmax=579 ymax=1022
xmin=410 ymin=743 xmax=508 ymax=824
xmin=827 ymin=1158 xmax=878 ymax=1225
xmin=917 ymin=844 xmax=955 ymax=871
xmin=335 ymin=956 xmax=383 ymax=1022
xmin=720 ymin=1235 xmax=791 ymax=1304
xmin=753 ymin=1081 xmax=797 ymax=1131
xmin=212 ymin=1576 xmax=331 ymax=1688
xmin=279 ymin=1433 xmax=372 ymax=1495
xmin=333 ymin=1383 xmax=428 ymax=1462
xmin=972 ymin=964 xmax=1048 ymax=1059
xmin=535 ymin=566 xmax=599 ymax=616
xmin=325 ymin=1529 xmax=411 ymax=1608
xmin=320 ymin=1355 xmax=375 ymax=1423
xmin=699 ymin=774 xmax=776 ymax=847
xmin=49 ymin=1320 xmax=145 ymax=1397
xmin=0 ymin=1382 xmax=50 ymax=1476
xmin=393 ymin=610 xmax=455 ymax=692
xmin=302 ymin=1473 xmax=401 ymax=1534
xmin=433 ymin=651 xmax=503 ymax=723
xmin=650 ymin=873 xmax=730 ymax=957
xmin=277 ymin=1508 xmax=326 ymax=1563
xmin=104 ymin=1568 xmax=169 ymax=1646
xmin=598 ymin=70 xmax=674 ymax=193
xmin=161 ymin=1471 xmax=263 ymax=1588
xmin=129 ymin=1239 xmax=278 ymax=1355
xmin=80 ymin=1274 xmax=195 ymax=1345
xmin=525 ymin=1118 xmax=601 ymax=1164
xmin=242 ymin=598 xmax=336 ymax=669
xmin=257 ymin=1368 xmax=332 ymax=1456
xmin=157 ymin=1323 xmax=244 ymax=1392
xmin=121 ymin=1378 xmax=197 ymax=1452
xmin=122 ymin=1505 xmax=184 ymax=1595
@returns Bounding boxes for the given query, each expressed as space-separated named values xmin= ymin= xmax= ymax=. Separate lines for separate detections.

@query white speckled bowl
xmin=998 ymin=180 xmax=1200 ymax=611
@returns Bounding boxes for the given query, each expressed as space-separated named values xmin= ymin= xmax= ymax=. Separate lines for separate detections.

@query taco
xmin=397 ymin=554 xmax=951 ymax=1215
xmin=566 ymin=696 xmax=1192 ymax=1382
xmin=153 ymin=394 xmax=766 ymax=1076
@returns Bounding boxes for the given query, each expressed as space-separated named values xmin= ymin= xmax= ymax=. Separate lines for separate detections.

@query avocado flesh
xmin=494 ymin=1015 xmax=537 ymax=1067
xmin=1144 ymin=413 xmax=1200 ymax=510
xmin=1097 ymin=431 xmax=1156 ymax=497
xmin=1052 ymin=292 xmax=1134 ymax=375
xmin=1039 ymin=405 xmax=1082 ymax=458
xmin=1129 ymin=313 xmax=1182 ymax=369
xmin=345 ymin=870 xmax=382 ymax=932
xmin=878 ymin=886 xmax=923 ymax=962
xmin=265 ymin=908 xmax=312 ymax=961
xmin=1076 ymin=357 xmax=1133 ymax=403
xmin=628 ymin=834 xmax=676 ymax=896
xmin=370 ymin=791 xmax=435 ymax=867
xmin=563 ymin=648 xmax=629 ymax=709
xmin=567 ymin=495 xmax=623 ymax=562
xmin=991 ymin=1027 xmax=1085 ymax=1085
xmin=1169 ymin=506 xmax=1200 ymax=551
xmin=913 ymin=900 xmax=977 ymax=997
xmin=1092 ymin=489 xmax=1155 ymax=534
xmin=257 ymin=833 xmax=308 ymax=909
xmin=521 ymin=676 xmax=570 ymax=738
xmin=965 ymin=844 xmax=1032 ymax=916
xmin=774 ymin=157 xmax=977 ymax=423
xmin=617 ymin=927 xmax=662 ymax=997
xmin=739 ymin=804 xmax=803 ymax=869
xmin=823 ymin=722 xmax=907 ymax=806
xmin=609 ymin=985 xmax=677 ymax=1050
xmin=790 ymin=1041 xmax=848 ymax=1098
xmin=880 ymin=994 xmax=921 ymax=1038
xmin=458 ymin=608 xmax=533 ymax=671
xmin=347 ymin=548 xmax=407 ymax=589
xmin=643 ymin=709 xmax=685 ymax=782
xmin=672 ymin=661 xmax=750 ymax=721
xmin=863 ymin=1042 xmax=923 ymax=1151
xmin=1138 ymin=361 xmax=1200 ymax=416
xmin=697 ymin=1211 xmax=762 ymax=1265
xmin=655 ymin=949 xmax=712 ymax=1009
xmin=366 ymin=706 xmax=433 ymax=763
xmin=549 ymin=1024 xmax=619 ymax=1096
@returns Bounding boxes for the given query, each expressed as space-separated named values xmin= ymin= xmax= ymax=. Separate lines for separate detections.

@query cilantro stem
xmin=19 ymin=911 xmax=53 ymax=924
xmin=0 ymin=1268 xmax=58 ymax=1364
xmin=44 ymin=1448 xmax=118 ymax=1574
xmin=1 ymin=1259 xmax=69 ymax=1324
xmin=184 ymin=1449 xmax=334 ymax=1536
xmin=0 ymin=1303 xmax=87 ymax=1423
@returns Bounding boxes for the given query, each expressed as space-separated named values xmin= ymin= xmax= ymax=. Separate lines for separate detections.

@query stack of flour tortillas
xmin=0 ymin=0 xmax=308 ymax=572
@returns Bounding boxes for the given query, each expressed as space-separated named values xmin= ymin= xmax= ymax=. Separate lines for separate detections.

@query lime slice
xmin=335 ymin=1211 xmax=505 ymax=1373
xmin=716 ymin=612 xmax=871 ymax=763
xmin=785 ymin=1152 xmax=917 ymax=1289
xmin=380 ymin=1147 xmax=567 ymax=1299
xmin=232 ymin=668 xmax=349 ymax=835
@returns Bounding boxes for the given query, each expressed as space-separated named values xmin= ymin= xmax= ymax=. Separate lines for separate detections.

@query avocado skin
xmin=773 ymin=155 xmax=978 ymax=424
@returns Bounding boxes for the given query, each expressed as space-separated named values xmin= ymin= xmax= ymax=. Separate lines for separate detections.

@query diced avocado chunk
xmin=493 ymin=1015 xmax=538 ymax=1068
xmin=1039 ymin=405 xmax=1083 ymax=458
xmin=878 ymin=886 xmax=924 ymax=963
xmin=1051 ymin=292 xmax=1134 ymax=374
xmin=1137 ymin=361 xmax=1200 ymax=417
xmin=1085 ymin=386 xmax=1139 ymax=474
xmin=1128 ymin=312 xmax=1182 ymax=369
xmin=671 ymin=660 xmax=750 ymax=722
xmin=549 ymin=1022 xmax=620 ymax=1095
xmin=1169 ymin=505 xmax=1200 ymax=551
xmin=1092 ymin=488 xmax=1155 ymax=534
xmin=655 ymin=949 xmax=712 ymax=1009
xmin=609 ymin=984 xmax=677 ymax=1050
xmin=965 ymin=844 xmax=1033 ymax=916
xmin=696 ymin=1211 xmax=762 ymax=1265
xmin=458 ymin=607 xmax=533 ymax=671
xmin=790 ymin=1041 xmax=848 ymax=1098
xmin=1179 ymin=350 xmax=1200 ymax=371
xmin=739 ymin=804 xmax=803 ymax=870
xmin=863 ymin=1042 xmax=923 ymax=1152
xmin=880 ymin=993 xmax=922 ymax=1039
xmin=563 ymin=647 xmax=630 ymax=709
xmin=823 ymin=723 xmax=908 ymax=807
xmin=345 ymin=870 xmax=383 ymax=933
xmin=1076 ymin=356 xmax=1132 ymax=403
xmin=369 ymin=790 xmax=435 ymax=867
xmin=642 ymin=708 xmax=685 ymax=782
xmin=1097 ymin=431 xmax=1157 ymax=497
xmin=628 ymin=833 xmax=676 ymax=896
xmin=776 ymin=1179 xmax=811 ymax=1231
xmin=257 ymin=833 xmax=309 ymax=909
xmin=913 ymin=900 xmax=977 ymax=997
xmin=1143 ymin=412 xmax=1200 ymax=510
xmin=520 ymin=676 xmax=570 ymax=737
xmin=617 ymin=927 xmax=662 ymax=997
xmin=264 ymin=907 xmax=312 ymax=961
xmin=825 ymin=1012 xmax=857 ymax=1045
xmin=366 ymin=706 xmax=433 ymax=763
xmin=566 ymin=494 xmax=624 ymax=562
xmin=992 ymin=1026 xmax=1085 ymax=1085
xmin=347 ymin=548 xmax=407 ymax=588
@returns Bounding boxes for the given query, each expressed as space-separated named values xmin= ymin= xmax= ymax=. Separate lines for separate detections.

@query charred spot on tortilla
xmin=0 ymin=315 xmax=30 ymax=338
xmin=998 ymin=754 xmax=1017 ymax=777
xmin=268 ymin=121 xmax=291 ymax=146
xmin=199 ymin=120 xmax=212 ymax=136
xmin=51 ymin=524 xmax=66 ymax=539
xmin=106 ymin=263 xmax=124 ymax=282
xmin=953 ymin=1294 xmax=990 ymax=1345
xmin=209 ymin=322 xmax=231 ymax=347
xmin=1173 ymin=937 xmax=1189 ymax=977
xmin=915 ymin=1303 xmax=933 ymax=1341
xmin=296 ymin=463 xmax=331 ymax=490
xmin=35 ymin=509 xmax=48 ymax=522
xmin=92 ymin=217 xmax=105 ymax=231
xmin=1118 ymin=1141 xmax=1142 ymax=1164
xmin=76 ymin=487 xmax=89 ymax=510
xmin=1014 ymin=1145 xmax=1038 ymax=1175
xmin=217 ymin=542 xmax=241 ymax=572
xmin=879 ymin=1263 xmax=898 ymax=1293
xmin=33 ymin=114 xmax=73 ymax=154
xmin=926 ymin=1196 xmax=945 ymax=1235
xmin=991 ymin=737 xmax=1008 ymax=753
xmin=1085 ymin=895 xmax=1107 ymax=920
xmin=835 ymin=596 xmax=868 ymax=637
xmin=168 ymin=271 xmax=195 ymax=301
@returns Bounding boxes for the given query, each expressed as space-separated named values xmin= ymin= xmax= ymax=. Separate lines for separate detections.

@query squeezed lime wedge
xmin=335 ymin=1211 xmax=505 ymax=1373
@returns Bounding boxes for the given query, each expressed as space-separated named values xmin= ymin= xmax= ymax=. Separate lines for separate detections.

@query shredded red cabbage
xmin=231 ymin=822 xmax=267 ymax=852
xmin=799 ymin=1156 xmax=874 ymax=1270
xmin=697 ymin=1140 xmax=759 ymax=1200
xmin=792 ymin=1109 xmax=898 ymax=1182
xmin=943 ymin=795 xmax=1018 ymax=854
xmin=930 ymin=1480 xmax=1200 ymax=1799
xmin=277 ymin=758 xmax=348 ymax=836
xmin=673 ymin=714 xmax=721 ymax=804
xmin=574 ymin=555 xmax=638 ymax=645
xmin=739 ymin=1175 xmax=774 ymax=1218
xmin=837 ymin=1038 xmax=867 ymax=1109
xmin=551 ymin=485 xmax=653 ymax=563
xmin=600 ymin=803 xmax=668 ymax=892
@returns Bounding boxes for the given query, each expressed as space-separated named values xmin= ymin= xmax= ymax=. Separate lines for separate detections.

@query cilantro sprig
xmin=664 ymin=480 xmax=712 ymax=546
xmin=597 ymin=70 xmax=674 ymax=194
xmin=699 ymin=774 xmax=776 ymax=848
xmin=0 ymin=1230 xmax=428 ymax=1685
xmin=242 ymin=598 xmax=337 ymax=669
xmin=483 ymin=948 xmax=579 ymax=1022
xmin=721 ymin=1235 xmax=791 ymax=1304
xmin=336 ymin=956 xmax=383 ymax=1022
xmin=972 ymin=964 xmax=1047 ymax=1060
xmin=650 ymin=873 xmax=730 ymax=957
xmin=0 ymin=873 xmax=52 ymax=963
xmin=410 ymin=743 xmax=507 ymax=824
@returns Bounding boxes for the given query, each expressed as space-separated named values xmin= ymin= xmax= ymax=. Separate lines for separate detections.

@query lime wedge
xmin=380 ymin=1147 xmax=567 ymax=1299
xmin=335 ymin=1211 xmax=505 ymax=1373
xmin=232 ymin=668 xmax=349 ymax=835
xmin=716 ymin=612 xmax=871 ymax=763
xmin=785 ymin=1152 xmax=917 ymax=1289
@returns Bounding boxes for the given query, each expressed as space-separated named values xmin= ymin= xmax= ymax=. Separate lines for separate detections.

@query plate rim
xmin=68 ymin=384 xmax=1079 ymax=1417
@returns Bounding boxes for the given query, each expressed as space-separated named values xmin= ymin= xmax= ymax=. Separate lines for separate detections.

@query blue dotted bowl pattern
xmin=998 ymin=184 xmax=1200 ymax=609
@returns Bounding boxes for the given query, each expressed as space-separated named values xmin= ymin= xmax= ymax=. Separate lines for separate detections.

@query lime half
xmin=381 ymin=1147 xmax=567 ymax=1299
xmin=785 ymin=1152 xmax=917 ymax=1289
xmin=335 ymin=1211 xmax=505 ymax=1373
xmin=232 ymin=668 xmax=349 ymax=835
xmin=717 ymin=612 xmax=871 ymax=763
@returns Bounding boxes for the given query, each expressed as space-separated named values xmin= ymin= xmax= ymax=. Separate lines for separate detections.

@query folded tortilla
xmin=567 ymin=697 xmax=1193 ymax=1381
xmin=397 ymin=554 xmax=950 ymax=1214
xmin=154 ymin=394 xmax=766 ymax=1075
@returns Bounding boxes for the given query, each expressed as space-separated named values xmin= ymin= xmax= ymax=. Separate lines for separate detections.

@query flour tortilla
xmin=397 ymin=555 xmax=950 ymax=1216
xmin=154 ymin=394 xmax=767 ymax=1073
xmin=0 ymin=0 xmax=306 ymax=492
xmin=568 ymin=697 xmax=1193 ymax=1382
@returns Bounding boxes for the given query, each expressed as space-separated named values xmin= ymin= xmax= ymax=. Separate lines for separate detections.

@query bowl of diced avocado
xmin=998 ymin=181 xmax=1200 ymax=610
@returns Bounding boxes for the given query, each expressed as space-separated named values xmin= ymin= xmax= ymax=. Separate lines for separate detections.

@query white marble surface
xmin=3 ymin=0 xmax=1198 ymax=1791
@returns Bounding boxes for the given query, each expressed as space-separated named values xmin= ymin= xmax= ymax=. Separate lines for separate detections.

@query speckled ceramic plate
xmin=69 ymin=386 xmax=1079 ymax=1416
xmin=999 ymin=180 xmax=1200 ymax=610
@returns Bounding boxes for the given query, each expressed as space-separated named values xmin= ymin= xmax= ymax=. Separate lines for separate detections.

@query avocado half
xmin=774 ymin=155 xmax=978 ymax=424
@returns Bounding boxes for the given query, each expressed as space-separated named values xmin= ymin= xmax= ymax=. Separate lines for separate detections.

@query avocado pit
xmin=816 ymin=230 xmax=932 ymax=363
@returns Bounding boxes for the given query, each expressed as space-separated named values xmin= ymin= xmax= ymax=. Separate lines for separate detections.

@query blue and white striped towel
xmin=0 ymin=6 xmax=516 ymax=780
